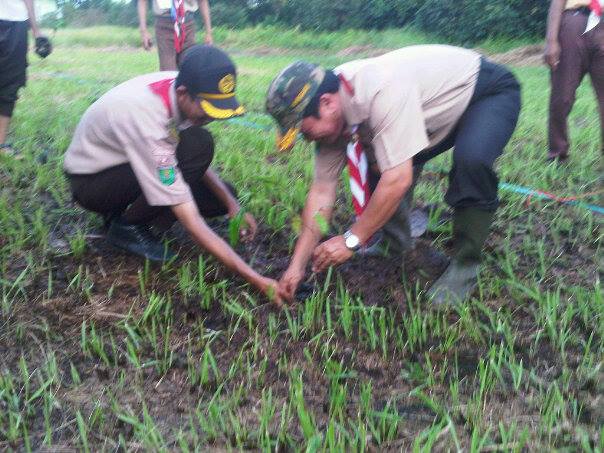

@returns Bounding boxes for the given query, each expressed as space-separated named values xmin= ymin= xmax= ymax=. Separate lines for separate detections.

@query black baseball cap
xmin=176 ymin=45 xmax=245 ymax=120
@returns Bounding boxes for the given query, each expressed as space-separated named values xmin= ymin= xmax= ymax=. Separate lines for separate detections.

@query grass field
xmin=0 ymin=25 xmax=602 ymax=451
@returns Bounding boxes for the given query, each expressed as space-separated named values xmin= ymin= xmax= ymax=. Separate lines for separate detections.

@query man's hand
xmin=204 ymin=33 xmax=213 ymax=45
xmin=544 ymin=40 xmax=561 ymax=69
xmin=312 ymin=235 xmax=353 ymax=273
xmin=228 ymin=207 xmax=258 ymax=242
xmin=241 ymin=213 xmax=258 ymax=242
xmin=279 ymin=266 xmax=305 ymax=302
xmin=235 ymin=211 xmax=258 ymax=242
xmin=256 ymin=276 xmax=287 ymax=307
xmin=140 ymin=29 xmax=153 ymax=50
xmin=173 ymin=201 xmax=286 ymax=308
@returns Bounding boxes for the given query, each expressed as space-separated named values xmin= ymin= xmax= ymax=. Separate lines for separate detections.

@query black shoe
xmin=106 ymin=218 xmax=176 ymax=262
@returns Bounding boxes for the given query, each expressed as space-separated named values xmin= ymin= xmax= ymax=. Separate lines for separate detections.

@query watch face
xmin=345 ymin=233 xmax=360 ymax=249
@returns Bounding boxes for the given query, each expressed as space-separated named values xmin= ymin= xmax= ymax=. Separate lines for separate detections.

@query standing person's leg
xmin=0 ymin=20 xmax=28 ymax=153
xmin=154 ymin=16 xmax=178 ymax=71
xmin=587 ymin=23 xmax=604 ymax=156
xmin=428 ymin=71 xmax=521 ymax=304
xmin=548 ymin=11 xmax=590 ymax=160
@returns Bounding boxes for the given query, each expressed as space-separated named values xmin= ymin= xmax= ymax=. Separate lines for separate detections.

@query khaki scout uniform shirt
xmin=64 ymin=72 xmax=194 ymax=207
xmin=565 ymin=0 xmax=590 ymax=9
xmin=314 ymin=45 xmax=481 ymax=182
xmin=153 ymin=0 xmax=198 ymax=16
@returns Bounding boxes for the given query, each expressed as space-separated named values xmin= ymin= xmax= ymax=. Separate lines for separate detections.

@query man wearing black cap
xmin=64 ymin=45 xmax=286 ymax=306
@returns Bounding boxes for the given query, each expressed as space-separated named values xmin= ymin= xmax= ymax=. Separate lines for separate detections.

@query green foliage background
xmin=48 ymin=0 xmax=549 ymax=44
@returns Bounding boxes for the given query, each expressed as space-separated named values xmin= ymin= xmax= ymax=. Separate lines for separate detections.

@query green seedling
xmin=228 ymin=209 xmax=245 ymax=247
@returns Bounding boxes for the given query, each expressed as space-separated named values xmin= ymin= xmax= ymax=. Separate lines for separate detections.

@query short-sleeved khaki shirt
xmin=64 ymin=72 xmax=194 ymax=207
xmin=314 ymin=45 xmax=480 ymax=182
xmin=153 ymin=0 xmax=199 ymax=16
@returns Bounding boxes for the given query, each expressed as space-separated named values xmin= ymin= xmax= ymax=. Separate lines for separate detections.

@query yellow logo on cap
xmin=218 ymin=74 xmax=235 ymax=94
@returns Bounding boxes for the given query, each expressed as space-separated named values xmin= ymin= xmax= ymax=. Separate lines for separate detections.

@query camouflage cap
xmin=266 ymin=61 xmax=326 ymax=151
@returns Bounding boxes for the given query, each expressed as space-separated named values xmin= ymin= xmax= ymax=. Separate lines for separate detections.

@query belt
xmin=569 ymin=6 xmax=591 ymax=15
xmin=156 ymin=11 xmax=196 ymax=20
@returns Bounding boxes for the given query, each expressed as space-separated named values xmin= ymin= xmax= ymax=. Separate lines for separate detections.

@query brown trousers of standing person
xmin=549 ymin=9 xmax=604 ymax=159
xmin=154 ymin=14 xmax=197 ymax=71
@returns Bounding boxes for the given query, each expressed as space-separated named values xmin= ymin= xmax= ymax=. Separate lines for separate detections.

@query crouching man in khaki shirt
xmin=64 ymin=45 xmax=286 ymax=306
xmin=266 ymin=45 xmax=521 ymax=305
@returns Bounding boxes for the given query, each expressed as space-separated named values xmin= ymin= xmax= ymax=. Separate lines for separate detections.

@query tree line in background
xmin=49 ymin=0 xmax=549 ymax=44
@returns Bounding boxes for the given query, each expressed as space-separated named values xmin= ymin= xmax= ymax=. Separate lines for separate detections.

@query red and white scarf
xmin=346 ymin=125 xmax=371 ymax=216
xmin=338 ymin=74 xmax=371 ymax=216
xmin=171 ymin=0 xmax=186 ymax=53
xmin=586 ymin=0 xmax=603 ymax=33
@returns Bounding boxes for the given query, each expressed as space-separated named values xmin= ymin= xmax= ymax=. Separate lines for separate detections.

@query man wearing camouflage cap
xmin=267 ymin=45 xmax=521 ymax=305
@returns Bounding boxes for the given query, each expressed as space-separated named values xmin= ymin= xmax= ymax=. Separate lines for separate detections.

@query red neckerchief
xmin=148 ymin=78 xmax=174 ymax=118
xmin=338 ymin=73 xmax=371 ymax=217
xmin=172 ymin=0 xmax=186 ymax=52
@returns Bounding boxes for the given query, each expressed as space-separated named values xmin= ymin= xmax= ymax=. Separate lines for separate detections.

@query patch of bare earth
xmin=484 ymin=44 xmax=545 ymax=67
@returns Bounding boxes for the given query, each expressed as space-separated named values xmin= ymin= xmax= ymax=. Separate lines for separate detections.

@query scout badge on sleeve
xmin=154 ymin=152 xmax=177 ymax=186
xmin=158 ymin=166 xmax=176 ymax=185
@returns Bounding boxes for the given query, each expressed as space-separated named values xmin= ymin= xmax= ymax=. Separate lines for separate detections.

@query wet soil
xmin=1 ymin=195 xmax=602 ymax=450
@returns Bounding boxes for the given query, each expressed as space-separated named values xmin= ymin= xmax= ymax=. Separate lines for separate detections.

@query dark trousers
xmin=549 ymin=10 xmax=604 ymax=158
xmin=67 ymin=127 xmax=235 ymax=226
xmin=413 ymin=58 xmax=521 ymax=211
xmin=154 ymin=15 xmax=197 ymax=71
xmin=0 ymin=19 xmax=28 ymax=117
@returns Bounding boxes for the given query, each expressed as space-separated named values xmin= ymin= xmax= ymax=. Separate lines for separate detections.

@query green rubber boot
xmin=427 ymin=207 xmax=495 ymax=305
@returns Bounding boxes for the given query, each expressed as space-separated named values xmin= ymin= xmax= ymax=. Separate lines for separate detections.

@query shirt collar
xmin=336 ymin=71 xmax=365 ymax=134
xmin=169 ymin=81 xmax=185 ymax=127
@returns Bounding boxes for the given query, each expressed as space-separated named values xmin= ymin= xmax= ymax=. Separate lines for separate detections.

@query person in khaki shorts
xmin=137 ymin=0 xmax=213 ymax=71
xmin=266 ymin=46 xmax=521 ymax=305
xmin=544 ymin=0 xmax=604 ymax=161
xmin=64 ymin=45 xmax=286 ymax=306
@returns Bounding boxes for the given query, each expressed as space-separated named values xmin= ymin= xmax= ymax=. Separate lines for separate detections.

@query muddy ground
xmin=1 ymin=186 xmax=602 ymax=451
